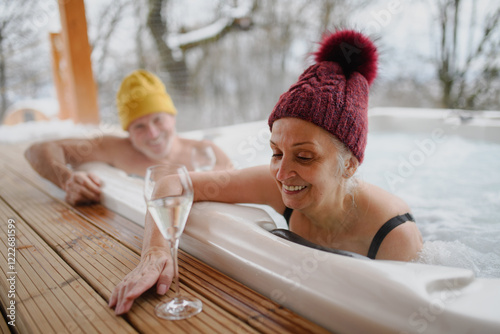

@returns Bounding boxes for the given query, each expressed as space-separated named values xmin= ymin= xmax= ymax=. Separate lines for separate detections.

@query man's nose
xmin=146 ymin=124 xmax=160 ymax=138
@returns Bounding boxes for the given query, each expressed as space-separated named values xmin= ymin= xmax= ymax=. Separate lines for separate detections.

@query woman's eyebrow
xmin=291 ymin=141 xmax=315 ymax=147
xmin=270 ymin=140 xmax=316 ymax=147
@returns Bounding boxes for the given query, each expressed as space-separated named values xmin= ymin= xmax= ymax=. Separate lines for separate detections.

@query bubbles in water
xmin=416 ymin=240 xmax=500 ymax=278
xmin=362 ymin=133 xmax=500 ymax=278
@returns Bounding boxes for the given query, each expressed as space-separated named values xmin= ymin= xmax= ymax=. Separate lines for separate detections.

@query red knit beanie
xmin=268 ymin=30 xmax=378 ymax=163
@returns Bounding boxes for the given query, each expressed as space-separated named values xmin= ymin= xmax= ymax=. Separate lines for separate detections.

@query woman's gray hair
xmin=330 ymin=136 xmax=359 ymax=197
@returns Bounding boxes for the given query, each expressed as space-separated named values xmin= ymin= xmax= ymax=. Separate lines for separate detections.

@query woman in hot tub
xmin=109 ymin=30 xmax=423 ymax=315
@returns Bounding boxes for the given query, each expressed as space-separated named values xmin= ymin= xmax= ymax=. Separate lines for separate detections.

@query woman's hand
xmin=109 ymin=247 xmax=174 ymax=315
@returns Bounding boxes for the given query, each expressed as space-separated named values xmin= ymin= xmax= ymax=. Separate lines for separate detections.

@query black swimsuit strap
xmin=283 ymin=207 xmax=293 ymax=226
xmin=367 ymin=213 xmax=415 ymax=259
xmin=283 ymin=208 xmax=415 ymax=260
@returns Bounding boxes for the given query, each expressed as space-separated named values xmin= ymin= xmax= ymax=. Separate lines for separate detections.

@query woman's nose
xmin=275 ymin=158 xmax=295 ymax=181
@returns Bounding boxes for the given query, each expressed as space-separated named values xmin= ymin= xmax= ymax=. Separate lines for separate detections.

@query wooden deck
xmin=0 ymin=143 xmax=330 ymax=334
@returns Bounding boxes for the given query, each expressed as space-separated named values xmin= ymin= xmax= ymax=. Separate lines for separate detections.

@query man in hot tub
xmin=24 ymin=70 xmax=232 ymax=205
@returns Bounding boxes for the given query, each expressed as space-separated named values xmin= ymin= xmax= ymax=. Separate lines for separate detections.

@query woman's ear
xmin=343 ymin=156 xmax=359 ymax=178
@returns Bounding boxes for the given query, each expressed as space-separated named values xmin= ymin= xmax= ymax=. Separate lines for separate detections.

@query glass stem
xmin=169 ymin=237 xmax=180 ymax=298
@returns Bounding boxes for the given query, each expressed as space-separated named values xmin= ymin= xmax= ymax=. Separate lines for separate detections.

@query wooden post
xmin=49 ymin=33 xmax=71 ymax=120
xmin=57 ymin=0 xmax=99 ymax=124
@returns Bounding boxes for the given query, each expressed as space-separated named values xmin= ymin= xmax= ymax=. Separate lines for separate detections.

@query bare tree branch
xmin=0 ymin=0 xmax=43 ymax=120
xmin=167 ymin=0 xmax=256 ymax=51
xmin=434 ymin=0 xmax=500 ymax=109
xmin=90 ymin=0 xmax=131 ymax=78
xmin=147 ymin=0 xmax=189 ymax=94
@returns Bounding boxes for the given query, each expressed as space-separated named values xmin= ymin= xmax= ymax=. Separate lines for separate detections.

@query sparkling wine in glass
xmin=144 ymin=164 xmax=202 ymax=320
xmin=191 ymin=145 xmax=216 ymax=172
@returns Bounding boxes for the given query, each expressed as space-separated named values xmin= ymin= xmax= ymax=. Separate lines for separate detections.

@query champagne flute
xmin=144 ymin=164 xmax=202 ymax=320
xmin=191 ymin=145 xmax=216 ymax=172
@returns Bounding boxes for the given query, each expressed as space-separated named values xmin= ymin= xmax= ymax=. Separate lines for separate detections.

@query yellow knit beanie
xmin=116 ymin=70 xmax=177 ymax=130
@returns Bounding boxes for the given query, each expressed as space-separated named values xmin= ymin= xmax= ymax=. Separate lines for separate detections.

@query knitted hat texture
xmin=116 ymin=70 xmax=177 ymax=130
xmin=268 ymin=30 xmax=378 ymax=163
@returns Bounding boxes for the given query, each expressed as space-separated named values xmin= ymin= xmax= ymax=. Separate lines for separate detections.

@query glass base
xmin=155 ymin=295 xmax=203 ymax=320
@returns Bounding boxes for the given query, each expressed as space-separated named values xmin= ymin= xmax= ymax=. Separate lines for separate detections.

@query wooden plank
xmin=73 ymin=204 xmax=144 ymax=253
xmin=0 ymin=166 xmax=255 ymax=333
xmin=0 ymin=202 xmax=137 ymax=334
xmin=0 ymin=310 xmax=11 ymax=334
xmin=1 ymin=275 xmax=37 ymax=334
xmin=0 ymin=212 xmax=36 ymax=334
xmin=0 ymin=167 xmax=139 ymax=295
xmin=0 ymin=143 xmax=29 ymax=163
xmin=135 ymin=288 xmax=259 ymax=334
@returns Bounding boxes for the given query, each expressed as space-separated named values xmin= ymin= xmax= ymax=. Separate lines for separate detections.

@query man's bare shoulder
xmin=177 ymin=137 xmax=233 ymax=170
xmin=176 ymin=137 xmax=205 ymax=147
xmin=98 ymin=135 xmax=133 ymax=147
xmin=98 ymin=135 xmax=145 ymax=157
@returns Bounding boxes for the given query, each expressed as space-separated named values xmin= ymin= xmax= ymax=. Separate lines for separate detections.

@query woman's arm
xmin=191 ymin=165 xmax=284 ymax=212
xmin=109 ymin=165 xmax=283 ymax=314
xmin=374 ymin=222 xmax=423 ymax=261
xmin=109 ymin=212 xmax=173 ymax=315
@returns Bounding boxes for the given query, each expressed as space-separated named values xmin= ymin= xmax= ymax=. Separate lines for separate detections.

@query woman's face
xmin=269 ymin=118 xmax=343 ymax=212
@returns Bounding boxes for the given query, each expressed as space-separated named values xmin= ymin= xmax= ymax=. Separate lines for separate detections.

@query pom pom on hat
xmin=268 ymin=29 xmax=378 ymax=164
xmin=314 ymin=29 xmax=378 ymax=86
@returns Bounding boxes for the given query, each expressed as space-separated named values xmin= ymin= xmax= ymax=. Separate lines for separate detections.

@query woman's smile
xmin=282 ymin=184 xmax=307 ymax=193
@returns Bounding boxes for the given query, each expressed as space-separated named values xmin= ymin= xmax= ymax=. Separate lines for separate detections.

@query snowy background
xmin=1 ymin=0 xmax=499 ymax=131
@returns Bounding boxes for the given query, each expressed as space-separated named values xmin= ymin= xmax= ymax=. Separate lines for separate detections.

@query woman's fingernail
xmin=158 ymin=284 xmax=167 ymax=295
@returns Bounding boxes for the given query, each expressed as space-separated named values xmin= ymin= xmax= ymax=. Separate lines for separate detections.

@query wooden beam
xmin=49 ymin=33 xmax=71 ymax=120
xmin=57 ymin=0 xmax=99 ymax=124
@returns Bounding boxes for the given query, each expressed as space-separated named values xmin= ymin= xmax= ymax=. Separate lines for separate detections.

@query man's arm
xmin=24 ymin=137 xmax=116 ymax=204
xmin=25 ymin=139 xmax=74 ymax=189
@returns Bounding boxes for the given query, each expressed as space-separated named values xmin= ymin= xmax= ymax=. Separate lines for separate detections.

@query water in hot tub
xmin=359 ymin=131 xmax=500 ymax=278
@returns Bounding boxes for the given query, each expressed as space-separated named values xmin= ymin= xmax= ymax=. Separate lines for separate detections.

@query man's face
xmin=128 ymin=113 xmax=176 ymax=160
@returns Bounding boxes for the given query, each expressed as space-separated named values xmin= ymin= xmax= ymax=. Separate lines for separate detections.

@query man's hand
xmin=109 ymin=247 xmax=174 ymax=315
xmin=63 ymin=171 xmax=102 ymax=205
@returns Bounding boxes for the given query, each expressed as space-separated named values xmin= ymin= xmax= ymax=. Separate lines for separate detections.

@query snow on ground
xmin=0 ymin=119 xmax=126 ymax=144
